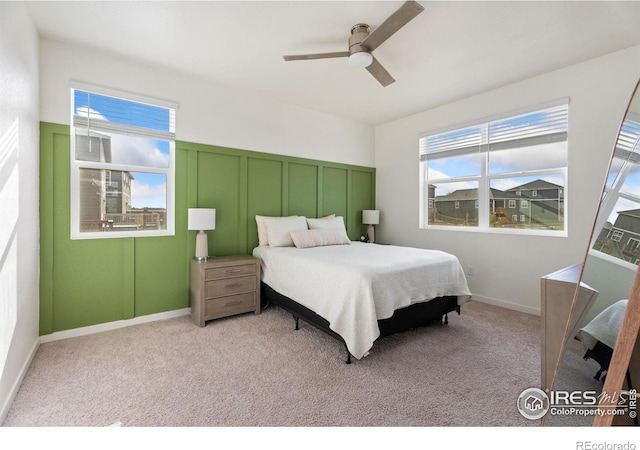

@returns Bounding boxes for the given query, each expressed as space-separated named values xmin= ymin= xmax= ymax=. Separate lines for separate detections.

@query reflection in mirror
xmin=545 ymin=80 xmax=640 ymax=426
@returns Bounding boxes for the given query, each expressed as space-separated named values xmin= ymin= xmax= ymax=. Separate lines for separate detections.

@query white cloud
xmin=110 ymin=135 xmax=170 ymax=168
xmin=488 ymin=142 xmax=567 ymax=172
xmin=76 ymin=107 xmax=170 ymax=168
xmin=131 ymin=180 xmax=166 ymax=208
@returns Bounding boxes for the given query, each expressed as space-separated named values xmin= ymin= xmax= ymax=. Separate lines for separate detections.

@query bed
xmin=251 ymin=214 xmax=472 ymax=363
xmin=577 ymin=299 xmax=627 ymax=382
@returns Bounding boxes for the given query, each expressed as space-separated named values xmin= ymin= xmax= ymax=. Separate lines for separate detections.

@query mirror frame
xmin=547 ymin=78 xmax=640 ymax=426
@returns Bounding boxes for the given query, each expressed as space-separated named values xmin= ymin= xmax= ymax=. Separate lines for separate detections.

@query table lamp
xmin=362 ymin=210 xmax=380 ymax=243
xmin=188 ymin=208 xmax=216 ymax=260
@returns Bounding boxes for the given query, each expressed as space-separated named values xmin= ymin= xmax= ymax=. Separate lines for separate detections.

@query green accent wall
xmin=39 ymin=122 xmax=376 ymax=335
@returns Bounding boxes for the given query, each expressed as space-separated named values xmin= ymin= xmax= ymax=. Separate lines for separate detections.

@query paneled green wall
xmin=40 ymin=123 xmax=376 ymax=335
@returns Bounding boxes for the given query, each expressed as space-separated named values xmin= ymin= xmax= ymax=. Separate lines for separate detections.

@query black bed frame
xmin=261 ymin=282 xmax=460 ymax=364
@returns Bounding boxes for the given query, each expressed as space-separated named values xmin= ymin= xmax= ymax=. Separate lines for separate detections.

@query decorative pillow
xmin=263 ymin=216 xmax=308 ymax=247
xmin=289 ymin=229 xmax=351 ymax=249
xmin=306 ymin=216 xmax=349 ymax=240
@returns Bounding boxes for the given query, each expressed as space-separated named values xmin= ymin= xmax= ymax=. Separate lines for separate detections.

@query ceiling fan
xmin=283 ymin=1 xmax=425 ymax=87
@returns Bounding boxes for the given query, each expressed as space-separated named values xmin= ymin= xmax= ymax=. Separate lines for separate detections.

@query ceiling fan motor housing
xmin=349 ymin=23 xmax=371 ymax=55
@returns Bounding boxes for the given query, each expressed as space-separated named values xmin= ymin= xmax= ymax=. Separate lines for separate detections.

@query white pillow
xmin=255 ymin=215 xmax=272 ymax=246
xmin=289 ymin=229 xmax=351 ymax=249
xmin=311 ymin=214 xmax=335 ymax=221
xmin=263 ymin=216 xmax=308 ymax=247
xmin=306 ymin=216 xmax=349 ymax=240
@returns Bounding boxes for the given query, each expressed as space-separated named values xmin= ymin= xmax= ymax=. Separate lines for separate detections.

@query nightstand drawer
xmin=205 ymin=292 xmax=256 ymax=319
xmin=205 ymin=264 xmax=256 ymax=280
xmin=205 ymin=275 xmax=256 ymax=298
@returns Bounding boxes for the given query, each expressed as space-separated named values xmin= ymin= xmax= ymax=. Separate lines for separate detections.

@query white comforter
xmin=578 ymin=299 xmax=627 ymax=352
xmin=252 ymin=242 xmax=472 ymax=359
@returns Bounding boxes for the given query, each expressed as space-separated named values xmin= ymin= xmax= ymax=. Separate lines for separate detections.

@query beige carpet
xmin=4 ymin=300 xmax=541 ymax=427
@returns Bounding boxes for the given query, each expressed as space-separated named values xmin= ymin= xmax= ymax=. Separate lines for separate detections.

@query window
xmin=591 ymin=111 xmax=640 ymax=265
xmin=70 ymin=83 xmax=177 ymax=239
xmin=419 ymin=101 xmax=568 ymax=235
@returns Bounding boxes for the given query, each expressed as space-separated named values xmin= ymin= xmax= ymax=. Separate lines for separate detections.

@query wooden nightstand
xmin=190 ymin=255 xmax=261 ymax=327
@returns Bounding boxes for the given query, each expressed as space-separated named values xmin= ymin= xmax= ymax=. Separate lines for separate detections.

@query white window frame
xmin=508 ymin=200 xmax=516 ymax=209
xmin=70 ymin=82 xmax=177 ymax=240
xmin=418 ymin=99 xmax=568 ymax=237
xmin=589 ymin=111 xmax=640 ymax=270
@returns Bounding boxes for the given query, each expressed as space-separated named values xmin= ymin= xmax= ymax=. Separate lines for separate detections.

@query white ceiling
xmin=24 ymin=1 xmax=640 ymax=126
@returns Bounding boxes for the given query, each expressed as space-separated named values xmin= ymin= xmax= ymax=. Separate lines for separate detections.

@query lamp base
xmin=367 ymin=224 xmax=375 ymax=244
xmin=195 ymin=230 xmax=209 ymax=260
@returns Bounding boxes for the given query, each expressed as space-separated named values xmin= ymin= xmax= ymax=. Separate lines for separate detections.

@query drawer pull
xmin=225 ymin=269 xmax=243 ymax=274
xmin=225 ymin=300 xmax=241 ymax=306
xmin=225 ymin=283 xmax=242 ymax=288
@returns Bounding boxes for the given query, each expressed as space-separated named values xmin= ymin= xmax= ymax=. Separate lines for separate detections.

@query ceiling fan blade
xmin=283 ymin=51 xmax=350 ymax=61
xmin=361 ymin=1 xmax=425 ymax=52
xmin=366 ymin=56 xmax=395 ymax=87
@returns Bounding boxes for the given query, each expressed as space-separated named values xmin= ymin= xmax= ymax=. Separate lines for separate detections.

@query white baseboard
xmin=40 ymin=308 xmax=191 ymax=344
xmin=470 ymin=294 xmax=540 ymax=316
xmin=0 ymin=337 xmax=39 ymax=426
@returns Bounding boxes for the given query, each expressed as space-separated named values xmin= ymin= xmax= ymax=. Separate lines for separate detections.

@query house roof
xmin=435 ymin=178 xmax=565 ymax=201
xmin=436 ymin=187 xmax=521 ymax=201
xmin=617 ymin=209 xmax=640 ymax=219
xmin=506 ymin=180 xmax=562 ymax=192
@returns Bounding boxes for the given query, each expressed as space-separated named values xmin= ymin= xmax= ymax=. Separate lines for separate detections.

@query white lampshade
xmin=362 ymin=210 xmax=380 ymax=225
xmin=188 ymin=208 xmax=216 ymax=261
xmin=348 ymin=51 xmax=373 ymax=68
xmin=188 ymin=208 xmax=216 ymax=231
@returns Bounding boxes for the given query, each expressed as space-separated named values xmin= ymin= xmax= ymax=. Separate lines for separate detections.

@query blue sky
xmin=425 ymin=107 xmax=568 ymax=196
xmin=74 ymin=91 xmax=171 ymax=209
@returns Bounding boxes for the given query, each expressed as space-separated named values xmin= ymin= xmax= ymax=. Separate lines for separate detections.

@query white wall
xmin=375 ymin=45 xmax=640 ymax=314
xmin=0 ymin=2 xmax=40 ymax=424
xmin=39 ymin=39 xmax=375 ymax=168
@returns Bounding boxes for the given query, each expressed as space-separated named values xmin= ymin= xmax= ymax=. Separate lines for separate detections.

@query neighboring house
xmin=432 ymin=180 xmax=564 ymax=229
xmin=506 ymin=180 xmax=564 ymax=228
xmin=75 ymin=131 xmax=141 ymax=232
xmin=76 ymin=131 xmax=114 ymax=231
xmin=593 ymin=209 xmax=640 ymax=264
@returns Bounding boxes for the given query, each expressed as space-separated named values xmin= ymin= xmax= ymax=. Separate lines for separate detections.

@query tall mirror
xmin=544 ymin=79 xmax=640 ymax=426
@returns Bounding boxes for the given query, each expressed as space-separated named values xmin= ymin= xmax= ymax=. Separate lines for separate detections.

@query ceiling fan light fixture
xmin=348 ymin=51 xmax=373 ymax=68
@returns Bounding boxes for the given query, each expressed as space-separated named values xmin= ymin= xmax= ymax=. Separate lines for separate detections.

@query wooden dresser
xmin=190 ymin=255 xmax=261 ymax=327
xmin=540 ymin=263 xmax=599 ymax=392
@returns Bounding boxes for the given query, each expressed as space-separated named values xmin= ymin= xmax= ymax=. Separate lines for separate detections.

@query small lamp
xmin=188 ymin=208 xmax=216 ymax=261
xmin=362 ymin=210 xmax=380 ymax=243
